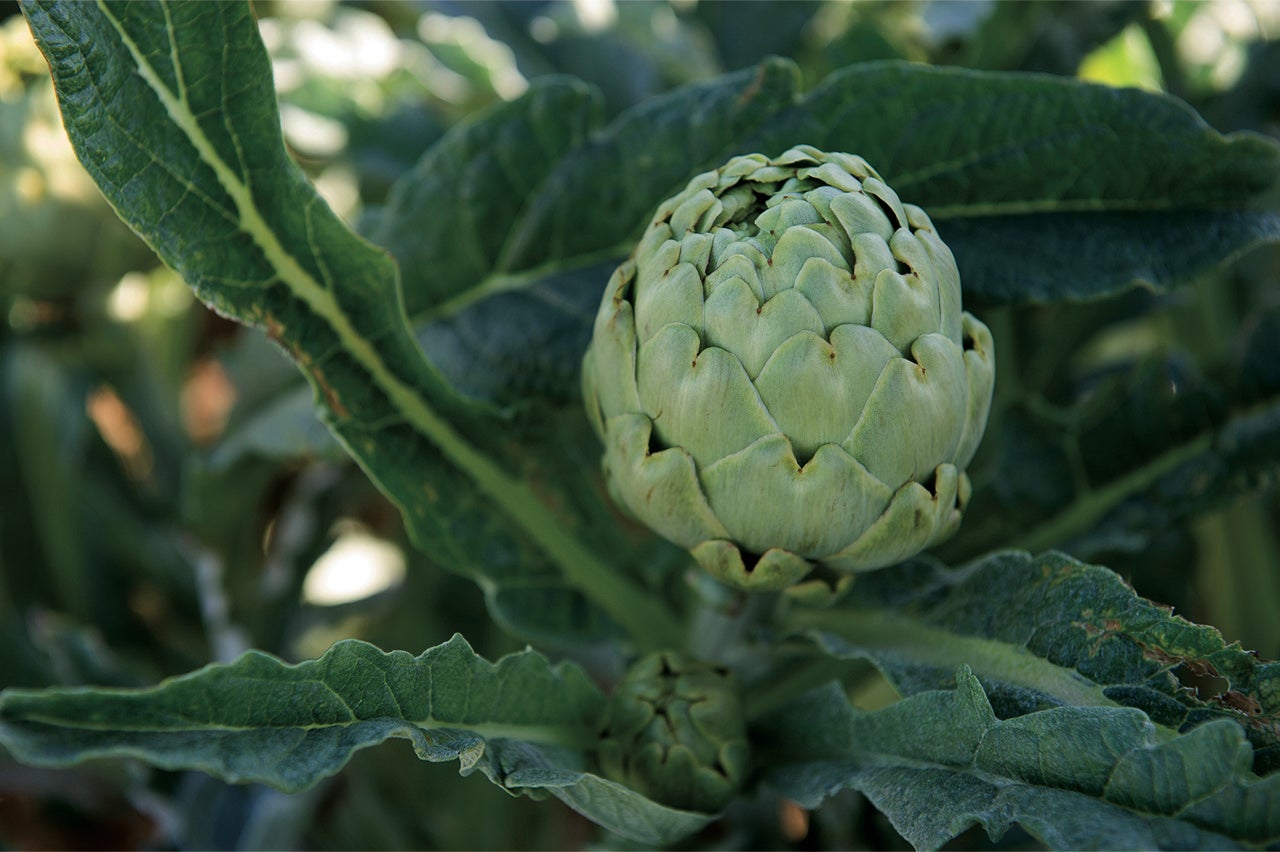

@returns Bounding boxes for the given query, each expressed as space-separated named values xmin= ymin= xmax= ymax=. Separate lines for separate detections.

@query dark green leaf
xmin=951 ymin=323 xmax=1280 ymax=574
xmin=492 ymin=741 xmax=716 ymax=845
xmin=500 ymin=57 xmax=800 ymax=280
xmin=18 ymin=0 xmax=477 ymax=469
xmin=2 ymin=345 xmax=93 ymax=622
xmin=787 ymin=551 xmax=1280 ymax=769
xmin=22 ymin=0 xmax=684 ymax=651
xmin=372 ymin=78 xmax=601 ymax=317
xmin=943 ymin=209 xmax=1280 ymax=305
xmin=756 ymin=669 xmax=1277 ymax=849
xmin=691 ymin=0 xmax=823 ymax=72
xmin=746 ymin=61 xmax=1280 ymax=303
xmin=413 ymin=260 xmax=612 ymax=408
xmin=0 ymin=635 xmax=713 ymax=845
xmin=756 ymin=62 xmax=1277 ymax=210
xmin=376 ymin=58 xmax=800 ymax=328
xmin=0 ymin=635 xmax=602 ymax=791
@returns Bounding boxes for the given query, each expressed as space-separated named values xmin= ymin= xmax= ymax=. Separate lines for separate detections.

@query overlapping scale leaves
xmin=582 ymin=147 xmax=994 ymax=590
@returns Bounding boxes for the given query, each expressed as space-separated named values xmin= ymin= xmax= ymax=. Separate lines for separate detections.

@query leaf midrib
xmin=4 ymin=712 xmax=596 ymax=748
xmin=792 ymin=608 xmax=1118 ymax=710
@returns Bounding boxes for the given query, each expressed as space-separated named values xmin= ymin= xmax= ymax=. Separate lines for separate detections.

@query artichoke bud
xmin=598 ymin=652 xmax=749 ymax=813
xmin=581 ymin=146 xmax=995 ymax=590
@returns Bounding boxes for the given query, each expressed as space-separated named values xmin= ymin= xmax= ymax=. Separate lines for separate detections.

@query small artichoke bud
xmin=598 ymin=652 xmax=749 ymax=813
xmin=581 ymin=146 xmax=995 ymax=590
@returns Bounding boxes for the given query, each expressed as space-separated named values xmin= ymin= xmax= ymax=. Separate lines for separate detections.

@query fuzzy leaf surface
xmin=747 ymin=62 xmax=1280 ymax=304
xmin=788 ymin=551 xmax=1280 ymax=772
xmin=0 ymin=635 xmax=713 ymax=845
xmin=756 ymin=669 xmax=1279 ymax=850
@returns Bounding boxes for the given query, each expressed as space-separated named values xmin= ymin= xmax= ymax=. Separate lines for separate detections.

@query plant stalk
xmin=742 ymin=654 xmax=870 ymax=721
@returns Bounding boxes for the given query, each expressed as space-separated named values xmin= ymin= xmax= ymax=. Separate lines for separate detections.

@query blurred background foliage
xmin=1 ymin=1 xmax=1278 ymax=848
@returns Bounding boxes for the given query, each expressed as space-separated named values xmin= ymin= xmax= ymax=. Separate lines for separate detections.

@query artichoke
xmin=598 ymin=652 xmax=748 ymax=813
xmin=582 ymin=146 xmax=994 ymax=590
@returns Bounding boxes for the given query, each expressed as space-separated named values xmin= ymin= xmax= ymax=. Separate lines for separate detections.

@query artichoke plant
xmin=582 ymin=146 xmax=995 ymax=590
xmin=598 ymin=652 xmax=748 ymax=814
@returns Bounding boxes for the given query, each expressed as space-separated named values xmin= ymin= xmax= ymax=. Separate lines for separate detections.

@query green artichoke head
xmin=598 ymin=652 xmax=748 ymax=813
xmin=582 ymin=146 xmax=995 ymax=590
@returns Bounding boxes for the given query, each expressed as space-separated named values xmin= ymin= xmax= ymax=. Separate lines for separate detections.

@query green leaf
xmin=692 ymin=0 xmax=823 ymax=72
xmin=949 ymin=310 xmax=1280 ymax=573
xmin=756 ymin=669 xmax=1278 ymax=850
xmin=0 ymin=635 xmax=601 ymax=790
xmin=209 ymin=384 xmax=343 ymax=467
xmin=1007 ymin=396 xmax=1280 ymax=562
xmin=375 ymin=57 xmax=801 ymax=327
xmin=2 ymin=344 xmax=93 ymax=622
xmin=0 ymin=635 xmax=712 ymax=846
xmin=371 ymin=77 xmax=601 ymax=318
xmin=786 ymin=551 xmax=1280 ymax=769
xmin=941 ymin=209 xmax=1280 ymax=303
xmin=497 ymin=57 xmax=800 ymax=277
xmin=412 ymin=260 xmax=613 ymax=408
xmin=18 ymin=0 xmax=470 ymax=500
xmin=492 ymin=741 xmax=716 ymax=845
xmin=22 ymin=0 xmax=683 ymax=651
xmin=745 ymin=61 xmax=1280 ymax=304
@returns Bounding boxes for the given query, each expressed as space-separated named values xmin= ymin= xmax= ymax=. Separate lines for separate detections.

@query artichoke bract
xmin=582 ymin=146 xmax=994 ymax=590
xmin=598 ymin=652 xmax=748 ymax=813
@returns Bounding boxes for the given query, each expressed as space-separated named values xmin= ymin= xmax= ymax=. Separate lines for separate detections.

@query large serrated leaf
xmin=0 ymin=635 xmax=713 ymax=845
xmin=756 ymin=669 xmax=1279 ymax=850
xmin=21 ymin=0 xmax=683 ymax=650
xmin=751 ymin=61 xmax=1280 ymax=304
xmin=786 ymin=551 xmax=1280 ymax=770
xmin=0 ymin=635 xmax=602 ymax=790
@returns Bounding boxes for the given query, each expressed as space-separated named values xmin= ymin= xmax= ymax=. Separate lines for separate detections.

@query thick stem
xmin=742 ymin=654 xmax=870 ymax=721
xmin=687 ymin=583 xmax=781 ymax=666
